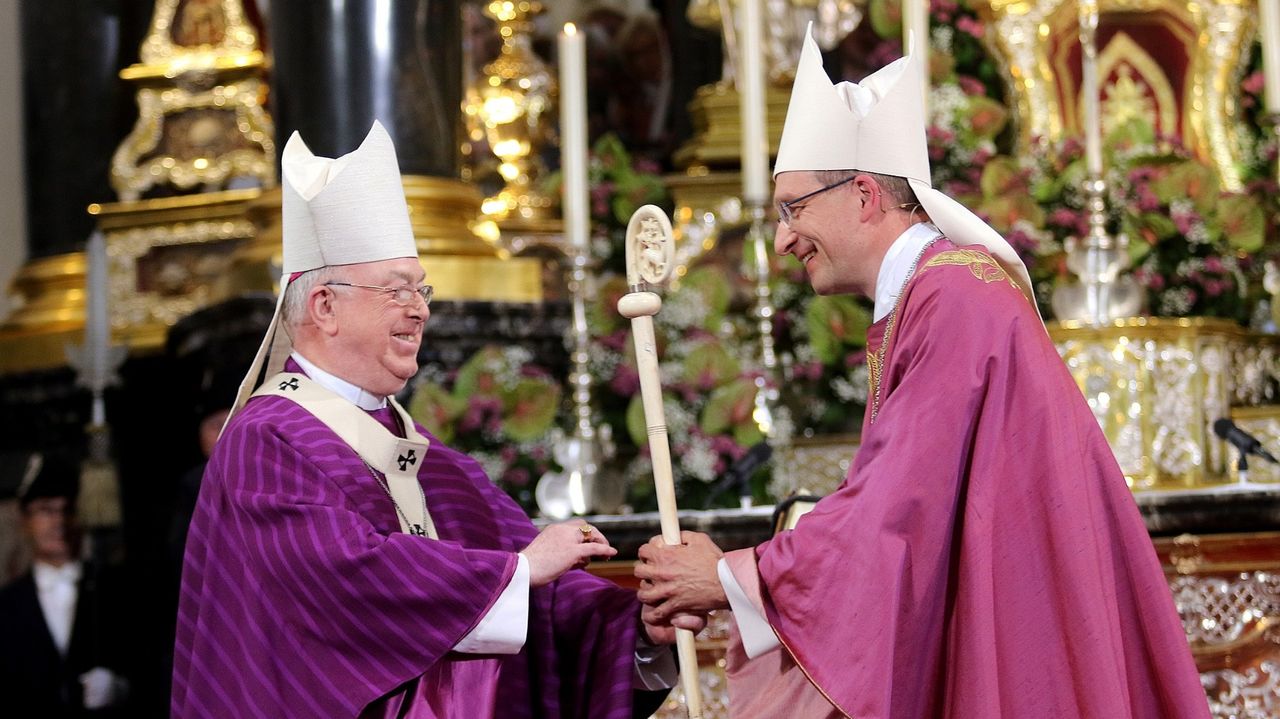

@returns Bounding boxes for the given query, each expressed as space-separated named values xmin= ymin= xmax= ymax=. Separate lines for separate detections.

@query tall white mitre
xmin=774 ymin=26 xmax=1038 ymax=311
xmin=227 ymin=120 xmax=419 ymax=421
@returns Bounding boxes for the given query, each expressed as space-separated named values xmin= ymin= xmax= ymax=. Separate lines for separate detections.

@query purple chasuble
xmin=750 ymin=241 xmax=1209 ymax=718
xmin=173 ymin=360 xmax=640 ymax=718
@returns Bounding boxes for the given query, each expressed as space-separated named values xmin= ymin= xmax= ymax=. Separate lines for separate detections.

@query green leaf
xmin=1139 ymin=212 xmax=1178 ymax=241
xmin=626 ymin=394 xmax=650 ymax=447
xmin=700 ymin=379 xmax=759 ymax=439
xmin=406 ymin=382 xmax=466 ymax=444
xmin=1218 ymin=194 xmax=1266 ymax=252
xmin=681 ymin=338 xmax=741 ymax=388
xmin=868 ymin=0 xmax=902 ymax=40
xmin=453 ymin=346 xmax=504 ymax=399
xmin=1152 ymin=160 xmax=1218 ymax=214
xmin=680 ymin=266 xmax=733 ymax=330
xmin=501 ymin=378 xmax=561 ymax=442
xmin=979 ymin=156 xmax=1022 ymax=199
xmin=965 ymin=96 xmax=1009 ymax=141
xmin=805 ymin=295 xmax=871 ymax=365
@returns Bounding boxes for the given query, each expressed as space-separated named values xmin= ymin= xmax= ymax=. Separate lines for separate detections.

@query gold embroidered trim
xmin=867 ymin=237 xmax=942 ymax=424
xmin=920 ymin=249 xmax=1021 ymax=292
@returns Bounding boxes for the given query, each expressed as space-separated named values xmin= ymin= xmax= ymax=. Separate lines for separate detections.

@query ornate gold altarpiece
xmin=979 ymin=0 xmax=1257 ymax=191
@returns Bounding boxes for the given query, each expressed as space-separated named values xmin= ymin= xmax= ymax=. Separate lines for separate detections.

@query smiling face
xmin=773 ymin=171 xmax=909 ymax=299
xmin=773 ymin=171 xmax=873 ymax=297
xmin=317 ymin=256 xmax=429 ymax=397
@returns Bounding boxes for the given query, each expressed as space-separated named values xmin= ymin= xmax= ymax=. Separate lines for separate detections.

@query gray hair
xmin=813 ymin=169 xmax=919 ymax=208
xmin=281 ymin=266 xmax=340 ymax=335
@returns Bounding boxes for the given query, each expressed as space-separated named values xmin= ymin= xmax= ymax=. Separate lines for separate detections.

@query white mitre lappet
xmin=227 ymin=120 xmax=420 ymax=421
xmin=774 ymin=25 xmax=1038 ymax=311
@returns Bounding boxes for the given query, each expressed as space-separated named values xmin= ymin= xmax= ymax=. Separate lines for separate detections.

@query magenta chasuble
xmin=173 ymin=361 xmax=640 ymax=718
xmin=727 ymin=241 xmax=1210 ymax=718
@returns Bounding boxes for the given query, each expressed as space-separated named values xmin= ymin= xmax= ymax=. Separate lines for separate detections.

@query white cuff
xmin=718 ymin=558 xmax=779 ymax=659
xmin=633 ymin=634 xmax=679 ymax=690
xmin=454 ymin=554 xmax=530 ymax=654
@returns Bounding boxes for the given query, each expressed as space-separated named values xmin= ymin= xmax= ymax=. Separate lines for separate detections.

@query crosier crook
xmin=616 ymin=205 xmax=704 ymax=718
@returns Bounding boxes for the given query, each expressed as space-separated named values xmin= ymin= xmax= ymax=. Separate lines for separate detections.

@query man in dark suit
xmin=0 ymin=456 xmax=130 ymax=717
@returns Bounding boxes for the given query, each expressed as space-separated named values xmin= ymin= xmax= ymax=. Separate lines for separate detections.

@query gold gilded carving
xmin=980 ymin=0 xmax=1253 ymax=190
xmin=1051 ymin=318 xmax=1280 ymax=489
xmin=90 ymin=190 xmax=261 ymax=350
xmin=1156 ymin=533 xmax=1280 ymax=717
xmin=112 ymin=0 xmax=273 ymax=200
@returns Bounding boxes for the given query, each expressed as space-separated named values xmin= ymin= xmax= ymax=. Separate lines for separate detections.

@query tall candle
xmin=903 ymin=0 xmax=930 ymax=116
xmin=738 ymin=0 xmax=768 ymax=204
xmin=1079 ymin=0 xmax=1104 ymax=177
xmin=558 ymin=23 xmax=589 ymax=251
xmin=86 ymin=231 xmax=109 ymax=387
xmin=1261 ymin=0 xmax=1280 ymax=113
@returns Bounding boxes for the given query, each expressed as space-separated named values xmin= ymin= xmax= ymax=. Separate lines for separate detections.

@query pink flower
xmin=503 ymin=467 xmax=530 ymax=487
xmin=609 ymin=364 xmax=641 ymax=396
xmin=956 ymin=16 xmax=985 ymax=38
xmin=958 ymin=76 xmax=986 ymax=96
xmin=1204 ymin=256 xmax=1224 ymax=273
xmin=1134 ymin=186 xmax=1161 ymax=212
xmin=1243 ymin=71 xmax=1266 ymax=95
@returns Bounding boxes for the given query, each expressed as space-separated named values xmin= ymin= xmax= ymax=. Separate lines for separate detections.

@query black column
xmin=20 ymin=0 xmax=150 ymax=259
xmin=270 ymin=0 xmax=461 ymax=176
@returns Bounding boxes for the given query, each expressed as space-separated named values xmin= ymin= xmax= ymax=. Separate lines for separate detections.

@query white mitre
xmin=227 ymin=120 xmax=419 ymax=421
xmin=774 ymin=26 xmax=1038 ymax=311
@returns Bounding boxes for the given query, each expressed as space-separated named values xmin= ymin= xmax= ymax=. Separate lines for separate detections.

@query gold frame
xmin=981 ymin=0 xmax=1255 ymax=190
xmin=111 ymin=0 xmax=274 ymax=200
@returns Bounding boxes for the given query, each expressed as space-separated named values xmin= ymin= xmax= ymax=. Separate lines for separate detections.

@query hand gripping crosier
xmin=616 ymin=205 xmax=704 ymax=718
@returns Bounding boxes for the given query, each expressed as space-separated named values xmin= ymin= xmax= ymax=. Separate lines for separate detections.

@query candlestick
xmin=1261 ymin=0 xmax=1280 ymax=113
xmin=559 ymin=23 xmax=589 ymax=251
xmin=1079 ymin=0 xmax=1104 ymax=177
xmin=738 ymin=0 xmax=768 ymax=204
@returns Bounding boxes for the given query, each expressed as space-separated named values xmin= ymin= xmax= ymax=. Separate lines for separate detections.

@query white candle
xmin=558 ymin=23 xmax=589 ymax=251
xmin=1079 ymin=0 xmax=1104 ymax=176
xmin=1261 ymin=0 xmax=1280 ymax=113
xmin=903 ymin=0 xmax=930 ymax=116
xmin=738 ymin=0 xmax=768 ymax=204
xmin=86 ymin=230 xmax=110 ymax=404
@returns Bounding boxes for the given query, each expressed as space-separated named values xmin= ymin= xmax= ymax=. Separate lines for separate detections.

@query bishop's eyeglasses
xmin=324 ymin=281 xmax=434 ymax=307
xmin=776 ymin=175 xmax=857 ymax=226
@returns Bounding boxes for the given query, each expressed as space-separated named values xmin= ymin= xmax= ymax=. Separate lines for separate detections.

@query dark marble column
xmin=269 ymin=0 xmax=461 ymax=176
xmin=20 ymin=0 xmax=151 ymax=259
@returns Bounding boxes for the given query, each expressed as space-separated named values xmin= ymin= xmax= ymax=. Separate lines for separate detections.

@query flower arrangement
xmin=406 ymin=345 xmax=562 ymax=513
xmin=962 ymin=119 xmax=1271 ymax=323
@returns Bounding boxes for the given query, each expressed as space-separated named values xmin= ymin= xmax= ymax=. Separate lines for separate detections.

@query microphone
xmin=704 ymin=441 xmax=773 ymax=508
xmin=1213 ymin=418 xmax=1279 ymax=464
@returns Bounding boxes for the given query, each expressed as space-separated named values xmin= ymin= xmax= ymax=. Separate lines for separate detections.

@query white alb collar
xmin=873 ymin=222 xmax=942 ymax=322
xmin=291 ymin=352 xmax=388 ymax=410
xmin=33 ymin=560 xmax=81 ymax=589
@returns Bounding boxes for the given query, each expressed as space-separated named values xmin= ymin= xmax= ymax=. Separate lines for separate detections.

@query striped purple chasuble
xmin=173 ymin=362 xmax=640 ymax=718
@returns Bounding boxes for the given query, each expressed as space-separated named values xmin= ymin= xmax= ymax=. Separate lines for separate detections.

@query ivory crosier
xmin=616 ymin=205 xmax=704 ymax=718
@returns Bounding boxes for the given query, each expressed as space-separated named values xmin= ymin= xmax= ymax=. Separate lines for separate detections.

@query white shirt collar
xmin=873 ymin=222 xmax=942 ymax=322
xmin=291 ymin=352 xmax=388 ymax=410
xmin=33 ymin=560 xmax=80 ymax=656
xmin=32 ymin=560 xmax=81 ymax=589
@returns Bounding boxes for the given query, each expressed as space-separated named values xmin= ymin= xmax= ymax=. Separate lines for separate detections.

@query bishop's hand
xmin=520 ymin=521 xmax=617 ymax=588
xmin=634 ymin=531 xmax=729 ymax=622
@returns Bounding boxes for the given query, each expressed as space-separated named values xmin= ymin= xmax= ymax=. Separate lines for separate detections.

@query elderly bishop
xmin=173 ymin=122 xmax=677 ymax=718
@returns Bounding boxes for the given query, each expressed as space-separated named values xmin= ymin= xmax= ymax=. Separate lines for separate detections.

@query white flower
xmin=931 ymin=25 xmax=954 ymax=53
xmin=680 ymin=435 xmax=719 ymax=483
xmin=832 ymin=376 xmax=858 ymax=402
xmin=472 ymin=451 xmax=508 ymax=484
